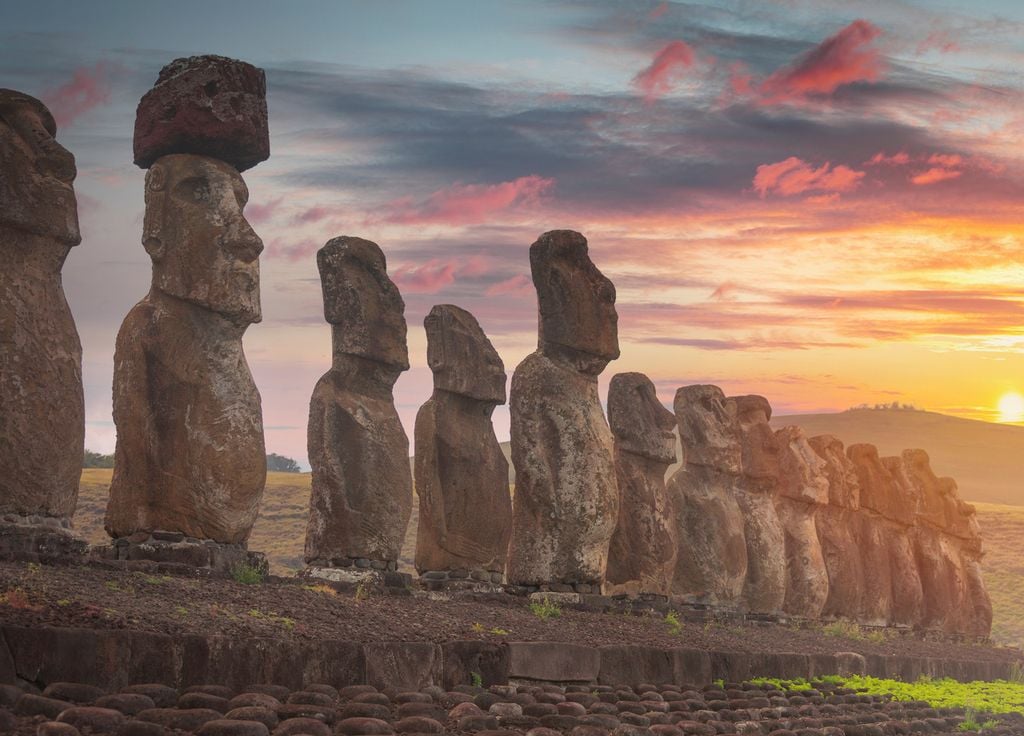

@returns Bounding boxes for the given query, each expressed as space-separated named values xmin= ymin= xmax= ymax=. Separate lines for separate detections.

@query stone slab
xmin=507 ymin=642 xmax=601 ymax=683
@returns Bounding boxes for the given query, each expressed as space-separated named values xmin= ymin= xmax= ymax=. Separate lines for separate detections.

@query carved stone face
xmin=0 ymin=89 xmax=79 ymax=245
xmin=143 ymin=154 xmax=262 ymax=324
xmin=733 ymin=394 xmax=780 ymax=482
xmin=675 ymin=384 xmax=741 ymax=473
xmin=808 ymin=434 xmax=861 ymax=510
xmin=608 ymin=372 xmax=676 ymax=464
xmin=317 ymin=236 xmax=409 ymax=370
xmin=424 ymin=304 xmax=505 ymax=403
xmin=775 ymin=425 xmax=829 ymax=503
xmin=531 ymin=230 xmax=619 ymax=373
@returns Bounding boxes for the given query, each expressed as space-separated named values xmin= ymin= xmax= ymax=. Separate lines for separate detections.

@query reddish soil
xmin=0 ymin=561 xmax=1018 ymax=664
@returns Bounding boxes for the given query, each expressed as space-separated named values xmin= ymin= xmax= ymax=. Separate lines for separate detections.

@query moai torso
xmin=775 ymin=425 xmax=830 ymax=619
xmin=847 ymin=443 xmax=898 ymax=625
xmin=507 ymin=230 xmax=620 ymax=589
xmin=305 ymin=237 xmax=412 ymax=566
xmin=605 ymin=372 xmax=678 ymax=597
xmin=105 ymin=154 xmax=266 ymax=544
xmin=415 ymin=304 xmax=510 ymax=577
xmin=668 ymin=385 xmax=747 ymax=605
xmin=733 ymin=395 xmax=787 ymax=614
xmin=0 ymin=90 xmax=83 ymax=520
xmin=809 ymin=435 xmax=865 ymax=620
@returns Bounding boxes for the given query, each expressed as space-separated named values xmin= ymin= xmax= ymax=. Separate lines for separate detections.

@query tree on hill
xmin=83 ymin=450 xmax=114 ymax=468
xmin=266 ymin=453 xmax=301 ymax=473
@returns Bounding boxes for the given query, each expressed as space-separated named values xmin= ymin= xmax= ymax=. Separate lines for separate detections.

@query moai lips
xmin=415 ymin=305 xmax=510 ymax=578
xmin=605 ymin=372 xmax=678 ymax=597
xmin=668 ymin=385 xmax=747 ymax=605
xmin=0 ymin=89 xmax=84 ymax=526
xmin=305 ymin=237 xmax=412 ymax=566
xmin=732 ymin=395 xmax=787 ymax=614
xmin=507 ymin=230 xmax=619 ymax=589
xmin=134 ymin=55 xmax=270 ymax=171
xmin=105 ymin=154 xmax=266 ymax=544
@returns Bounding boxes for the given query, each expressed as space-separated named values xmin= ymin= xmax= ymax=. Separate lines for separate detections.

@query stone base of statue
xmin=93 ymin=531 xmax=267 ymax=577
xmin=0 ymin=515 xmax=88 ymax=563
xmin=300 ymin=563 xmax=412 ymax=593
xmin=418 ymin=569 xmax=504 ymax=593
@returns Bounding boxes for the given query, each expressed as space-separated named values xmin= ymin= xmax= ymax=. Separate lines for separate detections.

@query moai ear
xmin=147 ymin=162 xmax=167 ymax=192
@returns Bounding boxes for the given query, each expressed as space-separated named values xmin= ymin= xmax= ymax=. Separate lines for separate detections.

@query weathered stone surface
xmin=809 ymin=436 xmax=864 ymax=620
xmin=415 ymin=305 xmax=510 ymax=576
xmin=134 ymin=56 xmax=269 ymax=171
xmin=847 ymin=444 xmax=898 ymax=625
xmin=732 ymin=395 xmax=786 ymax=615
xmin=507 ymin=642 xmax=601 ymax=683
xmin=105 ymin=154 xmax=265 ymax=545
xmin=0 ymin=89 xmax=84 ymax=527
xmin=507 ymin=231 xmax=619 ymax=588
xmin=879 ymin=456 xmax=925 ymax=628
xmin=305 ymin=237 xmax=412 ymax=564
xmin=668 ymin=386 xmax=746 ymax=605
xmin=605 ymin=373 xmax=677 ymax=597
xmin=774 ymin=426 xmax=829 ymax=619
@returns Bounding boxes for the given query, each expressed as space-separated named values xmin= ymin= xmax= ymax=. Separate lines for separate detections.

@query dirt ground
xmin=0 ymin=560 xmax=1018 ymax=665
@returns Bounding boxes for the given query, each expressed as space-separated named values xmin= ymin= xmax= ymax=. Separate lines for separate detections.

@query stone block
xmin=507 ymin=642 xmax=600 ymax=683
xmin=364 ymin=642 xmax=442 ymax=691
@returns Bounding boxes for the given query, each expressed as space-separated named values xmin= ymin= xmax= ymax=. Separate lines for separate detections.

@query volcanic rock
xmin=134 ymin=55 xmax=269 ymax=171
xmin=507 ymin=230 xmax=619 ymax=588
xmin=305 ymin=237 xmax=412 ymax=565
xmin=605 ymin=372 xmax=678 ymax=597
xmin=415 ymin=304 xmax=511 ymax=577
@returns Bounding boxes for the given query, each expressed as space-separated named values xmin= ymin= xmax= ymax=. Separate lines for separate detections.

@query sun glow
xmin=997 ymin=392 xmax=1024 ymax=423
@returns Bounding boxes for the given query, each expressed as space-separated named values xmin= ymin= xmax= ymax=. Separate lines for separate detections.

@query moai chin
xmin=414 ymin=304 xmax=511 ymax=583
xmin=506 ymin=230 xmax=620 ymax=591
xmin=774 ymin=425 xmax=831 ymax=619
xmin=808 ymin=435 xmax=866 ymax=621
xmin=668 ymin=385 xmax=748 ymax=606
xmin=732 ymin=395 xmax=787 ymax=614
xmin=104 ymin=56 xmax=269 ymax=571
xmin=605 ymin=372 xmax=678 ymax=597
xmin=0 ymin=89 xmax=87 ymax=559
xmin=304 ymin=236 xmax=413 ymax=570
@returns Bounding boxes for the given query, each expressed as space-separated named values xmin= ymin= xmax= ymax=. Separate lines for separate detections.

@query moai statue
xmin=846 ymin=444 xmax=895 ymax=625
xmin=949 ymin=495 xmax=992 ymax=638
xmin=877 ymin=454 xmax=926 ymax=627
xmin=605 ymin=372 xmax=678 ymax=597
xmin=902 ymin=450 xmax=970 ymax=633
xmin=732 ymin=395 xmax=787 ymax=614
xmin=105 ymin=57 xmax=269 ymax=571
xmin=305 ymin=237 xmax=412 ymax=572
xmin=415 ymin=304 xmax=510 ymax=584
xmin=668 ymin=385 xmax=747 ymax=606
xmin=0 ymin=89 xmax=87 ymax=559
xmin=506 ymin=230 xmax=619 ymax=592
xmin=809 ymin=435 xmax=865 ymax=620
xmin=774 ymin=425 xmax=830 ymax=619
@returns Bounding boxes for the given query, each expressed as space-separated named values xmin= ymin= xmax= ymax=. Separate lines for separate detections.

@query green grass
xmin=230 ymin=562 xmax=265 ymax=585
xmin=529 ymin=595 xmax=563 ymax=621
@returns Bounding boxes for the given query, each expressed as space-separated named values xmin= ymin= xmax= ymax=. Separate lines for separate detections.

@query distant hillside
xmin=770 ymin=409 xmax=1024 ymax=507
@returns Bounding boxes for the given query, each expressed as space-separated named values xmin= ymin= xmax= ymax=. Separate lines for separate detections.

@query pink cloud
xmin=911 ymin=167 xmax=963 ymax=185
xmin=927 ymin=153 xmax=963 ymax=167
xmin=266 ymin=237 xmax=320 ymax=262
xmin=866 ymin=151 xmax=910 ymax=166
xmin=632 ymin=41 xmax=697 ymax=101
xmin=43 ymin=62 xmax=112 ymax=128
xmin=391 ymin=256 xmax=492 ymax=294
xmin=648 ymin=2 xmax=669 ymax=20
xmin=759 ymin=20 xmax=884 ymax=104
xmin=710 ymin=282 xmax=739 ymax=301
xmin=916 ymin=29 xmax=960 ymax=55
xmin=293 ymin=205 xmax=334 ymax=224
xmin=245 ymin=197 xmax=283 ymax=225
xmin=381 ymin=175 xmax=553 ymax=226
xmin=753 ymin=157 xmax=865 ymax=198
xmin=486 ymin=274 xmax=532 ymax=297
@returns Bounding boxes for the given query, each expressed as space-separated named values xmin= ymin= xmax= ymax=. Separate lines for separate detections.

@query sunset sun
xmin=997 ymin=392 xmax=1024 ymax=423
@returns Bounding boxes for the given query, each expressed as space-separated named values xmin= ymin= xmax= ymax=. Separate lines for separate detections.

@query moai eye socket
xmin=173 ymin=176 xmax=211 ymax=204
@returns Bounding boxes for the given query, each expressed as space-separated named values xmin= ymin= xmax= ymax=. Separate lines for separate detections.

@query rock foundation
xmin=0 ymin=517 xmax=87 ymax=563
xmin=93 ymin=534 xmax=267 ymax=576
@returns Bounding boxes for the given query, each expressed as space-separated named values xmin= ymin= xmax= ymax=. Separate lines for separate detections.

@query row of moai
xmin=0 ymin=56 xmax=991 ymax=637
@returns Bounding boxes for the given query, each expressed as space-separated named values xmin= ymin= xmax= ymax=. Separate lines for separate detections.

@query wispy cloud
xmin=43 ymin=61 xmax=112 ymax=127
xmin=753 ymin=157 xmax=865 ymax=198
xmin=632 ymin=40 xmax=697 ymax=101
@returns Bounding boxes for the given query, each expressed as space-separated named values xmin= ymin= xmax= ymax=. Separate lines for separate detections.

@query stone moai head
xmin=881 ymin=455 xmax=920 ymax=526
xmin=0 ymin=89 xmax=79 ymax=246
xmin=608 ymin=372 xmax=677 ymax=464
xmin=134 ymin=55 xmax=270 ymax=172
xmin=424 ymin=304 xmax=505 ymax=404
xmin=142 ymin=154 xmax=263 ymax=325
xmin=674 ymin=384 xmax=741 ymax=474
xmin=531 ymin=230 xmax=619 ymax=375
xmin=317 ymin=236 xmax=409 ymax=371
xmin=733 ymin=394 xmax=781 ymax=484
xmin=775 ymin=425 xmax=829 ymax=504
xmin=901 ymin=448 xmax=948 ymax=528
xmin=808 ymin=435 xmax=860 ymax=510
xmin=847 ymin=443 xmax=907 ymax=521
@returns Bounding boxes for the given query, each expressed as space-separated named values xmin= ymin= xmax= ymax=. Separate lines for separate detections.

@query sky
xmin=3 ymin=0 xmax=1024 ymax=467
